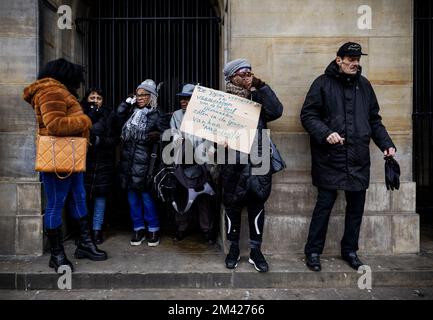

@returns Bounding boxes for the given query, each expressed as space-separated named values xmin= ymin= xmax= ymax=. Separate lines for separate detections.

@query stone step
xmin=0 ymin=233 xmax=432 ymax=290
xmin=220 ymin=211 xmax=420 ymax=256
xmin=265 ymin=182 xmax=415 ymax=214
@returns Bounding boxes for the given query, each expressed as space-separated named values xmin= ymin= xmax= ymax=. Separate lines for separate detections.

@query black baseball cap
xmin=337 ymin=42 xmax=368 ymax=57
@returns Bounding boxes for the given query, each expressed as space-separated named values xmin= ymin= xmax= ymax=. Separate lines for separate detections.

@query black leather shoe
xmin=92 ymin=230 xmax=103 ymax=245
xmin=225 ymin=245 xmax=240 ymax=269
xmin=74 ymin=217 xmax=108 ymax=261
xmin=342 ymin=252 xmax=364 ymax=270
xmin=306 ymin=253 xmax=321 ymax=272
xmin=249 ymin=248 xmax=269 ymax=272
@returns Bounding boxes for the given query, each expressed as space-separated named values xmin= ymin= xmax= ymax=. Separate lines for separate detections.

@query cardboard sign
xmin=180 ymin=85 xmax=261 ymax=154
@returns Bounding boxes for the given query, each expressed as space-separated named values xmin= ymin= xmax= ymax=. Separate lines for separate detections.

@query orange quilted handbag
xmin=35 ymin=135 xmax=88 ymax=179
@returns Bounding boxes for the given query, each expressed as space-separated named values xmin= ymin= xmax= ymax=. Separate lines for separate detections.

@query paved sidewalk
xmin=0 ymin=226 xmax=432 ymax=299
xmin=1 ymin=287 xmax=433 ymax=300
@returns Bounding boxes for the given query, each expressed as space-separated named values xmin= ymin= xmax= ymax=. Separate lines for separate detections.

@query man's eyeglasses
xmin=233 ymin=72 xmax=253 ymax=79
xmin=136 ymin=93 xmax=151 ymax=98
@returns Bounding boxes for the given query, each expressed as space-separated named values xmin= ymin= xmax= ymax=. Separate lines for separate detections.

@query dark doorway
xmin=74 ymin=0 xmax=221 ymax=233
xmin=414 ymin=0 xmax=433 ymax=221
xmin=76 ymin=0 xmax=221 ymax=113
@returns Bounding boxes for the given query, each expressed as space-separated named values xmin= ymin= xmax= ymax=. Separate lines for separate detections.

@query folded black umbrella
xmin=384 ymin=157 xmax=400 ymax=191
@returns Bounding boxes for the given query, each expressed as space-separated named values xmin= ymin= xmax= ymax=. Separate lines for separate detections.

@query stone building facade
xmin=0 ymin=0 xmax=418 ymax=256
xmin=221 ymin=0 xmax=418 ymax=255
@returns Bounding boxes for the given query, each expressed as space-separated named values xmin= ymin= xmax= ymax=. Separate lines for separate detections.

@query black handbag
xmin=269 ymin=137 xmax=286 ymax=174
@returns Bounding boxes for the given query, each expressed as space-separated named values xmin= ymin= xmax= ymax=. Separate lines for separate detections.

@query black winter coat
xmin=115 ymin=102 xmax=169 ymax=192
xmin=300 ymin=61 xmax=395 ymax=191
xmin=83 ymin=104 xmax=118 ymax=197
xmin=221 ymin=85 xmax=284 ymax=206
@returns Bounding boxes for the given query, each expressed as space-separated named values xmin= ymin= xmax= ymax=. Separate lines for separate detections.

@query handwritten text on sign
xmin=180 ymin=86 xmax=261 ymax=154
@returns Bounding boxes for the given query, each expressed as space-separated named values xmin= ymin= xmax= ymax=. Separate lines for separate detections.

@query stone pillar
xmin=0 ymin=0 xmax=42 ymax=256
xmin=0 ymin=0 xmax=88 ymax=256
xmin=221 ymin=0 xmax=419 ymax=255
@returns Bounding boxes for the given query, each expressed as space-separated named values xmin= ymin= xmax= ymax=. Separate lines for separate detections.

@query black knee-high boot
xmin=45 ymin=227 xmax=74 ymax=272
xmin=74 ymin=217 xmax=108 ymax=261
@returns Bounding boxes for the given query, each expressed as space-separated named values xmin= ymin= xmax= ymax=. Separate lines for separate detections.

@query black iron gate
xmin=76 ymin=0 xmax=220 ymax=113
xmin=74 ymin=0 xmax=221 ymax=230
xmin=414 ymin=1 xmax=433 ymax=215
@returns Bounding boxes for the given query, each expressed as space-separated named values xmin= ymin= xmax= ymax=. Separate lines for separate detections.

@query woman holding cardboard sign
xmin=221 ymin=58 xmax=284 ymax=273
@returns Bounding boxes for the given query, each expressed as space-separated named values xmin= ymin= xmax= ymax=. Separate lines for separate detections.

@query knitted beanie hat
xmin=137 ymin=79 xmax=157 ymax=97
xmin=223 ymin=58 xmax=252 ymax=81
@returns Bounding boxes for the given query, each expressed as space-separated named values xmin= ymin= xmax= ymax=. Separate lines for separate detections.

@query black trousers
xmin=304 ymin=188 xmax=366 ymax=255
xmin=225 ymin=192 xmax=265 ymax=243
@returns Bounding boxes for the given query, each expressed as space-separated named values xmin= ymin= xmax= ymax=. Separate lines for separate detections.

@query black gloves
xmin=385 ymin=157 xmax=400 ymax=191
xmin=252 ymin=76 xmax=266 ymax=89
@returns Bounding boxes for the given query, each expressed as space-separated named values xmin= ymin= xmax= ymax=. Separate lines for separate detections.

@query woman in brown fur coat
xmin=23 ymin=58 xmax=107 ymax=273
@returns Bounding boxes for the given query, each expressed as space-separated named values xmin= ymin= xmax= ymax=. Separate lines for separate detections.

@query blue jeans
xmin=127 ymin=191 xmax=160 ymax=232
xmin=92 ymin=197 xmax=106 ymax=231
xmin=41 ymin=172 xmax=88 ymax=229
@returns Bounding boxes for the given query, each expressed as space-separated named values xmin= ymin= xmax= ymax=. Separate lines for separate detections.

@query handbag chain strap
xmin=51 ymin=137 xmax=75 ymax=179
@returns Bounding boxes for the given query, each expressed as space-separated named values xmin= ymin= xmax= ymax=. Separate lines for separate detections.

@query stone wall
xmin=229 ymin=0 xmax=412 ymax=146
xmin=0 ymin=0 xmax=42 ymax=256
xmin=221 ymin=0 xmax=419 ymax=255
xmin=0 ymin=0 xmax=418 ymax=256
xmin=0 ymin=0 xmax=87 ymax=256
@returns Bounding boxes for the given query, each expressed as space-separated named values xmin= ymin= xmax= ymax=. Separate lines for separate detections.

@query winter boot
xmin=74 ymin=217 xmax=108 ymax=261
xmin=45 ymin=227 xmax=74 ymax=272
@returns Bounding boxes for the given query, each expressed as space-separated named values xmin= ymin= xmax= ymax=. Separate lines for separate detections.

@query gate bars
xmin=76 ymin=0 xmax=221 ymax=113
xmin=413 ymin=0 xmax=433 ymax=213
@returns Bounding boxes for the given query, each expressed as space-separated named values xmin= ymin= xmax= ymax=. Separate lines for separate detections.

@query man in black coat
xmin=300 ymin=42 xmax=396 ymax=271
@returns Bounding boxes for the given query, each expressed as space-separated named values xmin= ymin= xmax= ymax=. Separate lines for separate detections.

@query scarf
xmin=121 ymin=105 xmax=155 ymax=141
xmin=225 ymin=82 xmax=251 ymax=99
